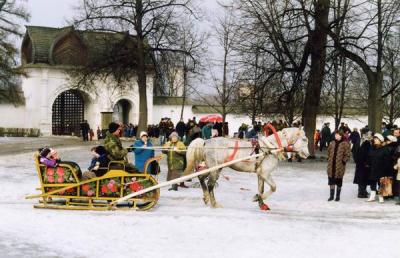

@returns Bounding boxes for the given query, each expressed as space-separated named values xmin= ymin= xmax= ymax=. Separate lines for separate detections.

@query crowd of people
xmin=118 ymin=117 xmax=229 ymax=146
xmin=322 ymin=122 xmax=400 ymax=205
xmin=44 ymin=118 xmax=400 ymax=204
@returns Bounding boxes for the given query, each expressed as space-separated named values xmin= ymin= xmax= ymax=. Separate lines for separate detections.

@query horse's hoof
xmin=260 ymin=203 xmax=270 ymax=211
xmin=211 ymin=203 xmax=223 ymax=208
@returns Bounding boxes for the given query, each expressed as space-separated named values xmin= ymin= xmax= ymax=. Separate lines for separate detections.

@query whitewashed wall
xmin=0 ymin=67 xmax=154 ymax=135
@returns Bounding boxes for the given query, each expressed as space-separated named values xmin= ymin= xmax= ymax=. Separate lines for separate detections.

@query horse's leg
xmin=252 ymin=174 xmax=265 ymax=202
xmin=198 ymin=174 xmax=210 ymax=205
xmin=255 ymin=156 xmax=278 ymax=210
xmin=208 ymin=170 xmax=222 ymax=208
xmin=261 ymin=174 xmax=277 ymax=200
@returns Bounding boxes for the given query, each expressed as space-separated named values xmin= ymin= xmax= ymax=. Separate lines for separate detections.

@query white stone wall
xmin=0 ymin=67 xmax=155 ymax=135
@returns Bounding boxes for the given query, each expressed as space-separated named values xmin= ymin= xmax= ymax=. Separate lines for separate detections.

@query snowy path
xmin=0 ymin=146 xmax=399 ymax=258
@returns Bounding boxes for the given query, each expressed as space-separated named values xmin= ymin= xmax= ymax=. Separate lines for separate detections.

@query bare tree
xmin=0 ymin=0 xmax=29 ymax=104
xmin=195 ymin=3 xmax=239 ymax=126
xmin=328 ymin=0 xmax=400 ymax=132
xmin=72 ymin=0 xmax=196 ymax=134
xmin=155 ymin=17 xmax=208 ymax=120
xmin=382 ymin=32 xmax=400 ymax=125
xmin=239 ymin=0 xmax=330 ymax=156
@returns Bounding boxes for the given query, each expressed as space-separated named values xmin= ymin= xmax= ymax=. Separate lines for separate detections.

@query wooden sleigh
xmin=26 ymin=153 xmax=162 ymax=211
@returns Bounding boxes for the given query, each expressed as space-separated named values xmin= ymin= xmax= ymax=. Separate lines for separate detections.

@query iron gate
xmin=52 ymin=90 xmax=84 ymax=136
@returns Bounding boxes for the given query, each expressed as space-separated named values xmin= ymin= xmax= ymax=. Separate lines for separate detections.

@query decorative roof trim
xmin=48 ymin=26 xmax=77 ymax=65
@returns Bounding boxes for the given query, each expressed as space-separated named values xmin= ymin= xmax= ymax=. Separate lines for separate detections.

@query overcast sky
xmin=21 ymin=0 xmax=226 ymax=90
xmin=26 ymin=0 xmax=79 ymax=27
xmin=25 ymin=0 xmax=222 ymax=28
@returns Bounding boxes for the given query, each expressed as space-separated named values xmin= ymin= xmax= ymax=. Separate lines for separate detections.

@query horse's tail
xmin=183 ymin=138 xmax=205 ymax=176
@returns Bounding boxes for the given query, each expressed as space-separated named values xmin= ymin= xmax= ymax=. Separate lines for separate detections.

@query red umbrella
xmin=199 ymin=114 xmax=223 ymax=123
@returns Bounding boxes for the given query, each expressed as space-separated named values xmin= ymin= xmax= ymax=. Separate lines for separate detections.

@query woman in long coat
xmin=327 ymin=130 xmax=351 ymax=202
xmin=353 ymin=132 xmax=372 ymax=198
xmin=367 ymin=133 xmax=392 ymax=203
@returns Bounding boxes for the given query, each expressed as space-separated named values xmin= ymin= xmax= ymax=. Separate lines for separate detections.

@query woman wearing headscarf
xmin=162 ymin=132 xmax=187 ymax=191
xmin=326 ymin=130 xmax=351 ymax=202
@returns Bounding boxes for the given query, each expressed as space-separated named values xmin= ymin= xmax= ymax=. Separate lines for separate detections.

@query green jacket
xmin=104 ymin=132 xmax=128 ymax=161
xmin=162 ymin=141 xmax=186 ymax=171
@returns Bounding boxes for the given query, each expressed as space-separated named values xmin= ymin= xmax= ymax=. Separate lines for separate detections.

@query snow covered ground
xmin=0 ymin=145 xmax=399 ymax=258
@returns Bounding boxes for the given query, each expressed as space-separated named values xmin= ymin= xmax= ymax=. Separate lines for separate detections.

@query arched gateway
xmin=52 ymin=90 xmax=84 ymax=136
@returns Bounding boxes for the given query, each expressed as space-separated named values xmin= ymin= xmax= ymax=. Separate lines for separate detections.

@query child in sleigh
xmin=38 ymin=147 xmax=82 ymax=179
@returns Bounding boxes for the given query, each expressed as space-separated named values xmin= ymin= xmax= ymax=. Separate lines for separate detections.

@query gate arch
xmin=52 ymin=89 xmax=84 ymax=135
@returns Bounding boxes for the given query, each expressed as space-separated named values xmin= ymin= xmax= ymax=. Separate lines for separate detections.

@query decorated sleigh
xmin=26 ymin=153 xmax=162 ymax=211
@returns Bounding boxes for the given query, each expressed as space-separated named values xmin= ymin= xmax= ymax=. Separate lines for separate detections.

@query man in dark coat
xmin=353 ymin=132 xmax=372 ymax=198
xmin=320 ymin=123 xmax=332 ymax=151
xmin=80 ymin=120 xmax=90 ymax=141
xmin=176 ymin=119 xmax=186 ymax=140
xmin=349 ymin=128 xmax=361 ymax=160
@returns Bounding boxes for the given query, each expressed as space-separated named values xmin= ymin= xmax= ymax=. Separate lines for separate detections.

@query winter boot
xmin=378 ymin=195 xmax=384 ymax=203
xmin=335 ymin=187 xmax=341 ymax=202
xmin=396 ymin=197 xmax=400 ymax=205
xmin=367 ymin=191 xmax=376 ymax=202
xmin=358 ymin=185 xmax=368 ymax=198
xmin=168 ymin=184 xmax=178 ymax=191
xmin=328 ymin=188 xmax=335 ymax=201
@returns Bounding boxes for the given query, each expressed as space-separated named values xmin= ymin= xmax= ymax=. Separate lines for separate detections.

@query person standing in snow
xmin=162 ymin=132 xmax=187 ymax=191
xmin=326 ymin=130 xmax=351 ymax=201
xmin=367 ymin=133 xmax=391 ymax=203
xmin=353 ymin=132 xmax=373 ymax=198
xmin=320 ymin=123 xmax=332 ymax=151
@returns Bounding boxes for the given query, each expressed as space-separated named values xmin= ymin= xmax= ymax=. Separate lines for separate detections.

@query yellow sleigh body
xmin=26 ymin=153 xmax=162 ymax=211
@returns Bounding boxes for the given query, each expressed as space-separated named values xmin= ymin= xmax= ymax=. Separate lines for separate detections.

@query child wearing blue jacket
xmin=132 ymin=131 xmax=155 ymax=172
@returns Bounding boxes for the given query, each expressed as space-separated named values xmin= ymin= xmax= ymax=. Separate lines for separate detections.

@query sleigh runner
xmin=26 ymin=153 xmax=162 ymax=211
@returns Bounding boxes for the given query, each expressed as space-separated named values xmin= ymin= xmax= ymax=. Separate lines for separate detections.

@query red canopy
xmin=199 ymin=114 xmax=223 ymax=123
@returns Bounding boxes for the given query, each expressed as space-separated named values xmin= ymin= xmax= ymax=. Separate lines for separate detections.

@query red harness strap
xmin=263 ymin=124 xmax=283 ymax=149
xmin=225 ymin=140 xmax=239 ymax=162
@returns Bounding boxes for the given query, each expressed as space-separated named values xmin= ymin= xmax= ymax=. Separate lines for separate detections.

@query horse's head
xmin=282 ymin=128 xmax=310 ymax=159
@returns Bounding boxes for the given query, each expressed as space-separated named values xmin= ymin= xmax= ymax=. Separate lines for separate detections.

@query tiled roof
xmin=24 ymin=25 xmax=151 ymax=66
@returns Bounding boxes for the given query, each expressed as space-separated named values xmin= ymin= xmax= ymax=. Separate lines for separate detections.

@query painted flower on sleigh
xmin=87 ymin=190 xmax=95 ymax=197
xmin=47 ymin=176 xmax=55 ymax=183
xmin=56 ymin=167 xmax=64 ymax=176
xmin=100 ymin=178 xmax=120 ymax=196
xmin=101 ymin=185 xmax=108 ymax=194
xmin=129 ymin=182 xmax=142 ymax=192
xmin=46 ymin=168 xmax=54 ymax=176
xmin=57 ymin=177 xmax=64 ymax=183
xmin=82 ymin=184 xmax=90 ymax=192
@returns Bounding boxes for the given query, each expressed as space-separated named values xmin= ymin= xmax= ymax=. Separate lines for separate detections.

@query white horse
xmin=183 ymin=128 xmax=310 ymax=210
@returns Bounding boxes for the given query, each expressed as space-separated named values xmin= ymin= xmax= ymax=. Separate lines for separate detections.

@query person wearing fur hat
xmin=162 ymin=131 xmax=187 ymax=191
xmin=131 ymin=131 xmax=155 ymax=172
xmin=353 ymin=132 xmax=373 ymax=198
xmin=326 ymin=130 xmax=351 ymax=201
xmin=367 ymin=133 xmax=391 ymax=203
xmin=104 ymin=122 xmax=138 ymax=173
